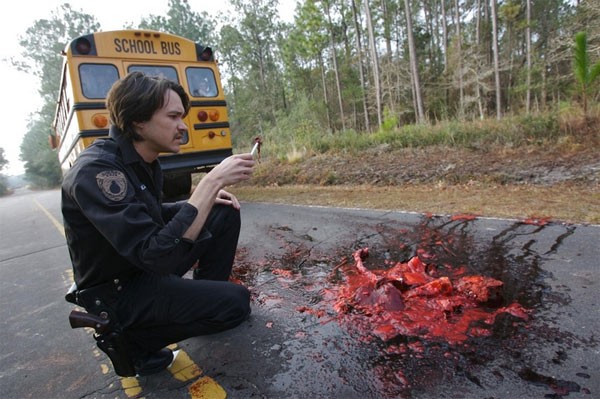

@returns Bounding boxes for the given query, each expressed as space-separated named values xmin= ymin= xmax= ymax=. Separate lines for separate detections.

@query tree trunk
xmin=423 ymin=0 xmax=435 ymax=70
xmin=381 ymin=0 xmax=393 ymax=57
xmin=324 ymin=0 xmax=346 ymax=131
xmin=364 ymin=0 xmax=383 ymax=129
xmin=319 ymin=54 xmax=333 ymax=132
xmin=441 ymin=0 xmax=449 ymax=71
xmin=491 ymin=0 xmax=502 ymax=119
xmin=404 ymin=0 xmax=425 ymax=122
xmin=476 ymin=0 xmax=481 ymax=47
xmin=526 ymin=0 xmax=532 ymax=114
xmin=351 ymin=0 xmax=370 ymax=132
xmin=455 ymin=0 xmax=464 ymax=119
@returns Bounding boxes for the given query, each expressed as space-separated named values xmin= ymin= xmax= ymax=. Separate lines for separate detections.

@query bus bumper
xmin=158 ymin=149 xmax=233 ymax=173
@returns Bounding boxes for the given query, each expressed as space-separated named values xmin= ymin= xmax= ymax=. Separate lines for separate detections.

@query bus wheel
xmin=163 ymin=173 xmax=192 ymax=200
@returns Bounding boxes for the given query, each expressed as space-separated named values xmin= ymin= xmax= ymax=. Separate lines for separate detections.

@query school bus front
xmin=52 ymin=30 xmax=233 ymax=197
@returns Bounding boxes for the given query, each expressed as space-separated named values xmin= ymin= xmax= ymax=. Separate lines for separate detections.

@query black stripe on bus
xmin=190 ymin=100 xmax=227 ymax=107
xmin=58 ymin=130 xmax=108 ymax=166
xmin=159 ymin=149 xmax=233 ymax=172
xmin=193 ymin=122 xmax=230 ymax=130
xmin=72 ymin=102 xmax=107 ymax=111
xmin=80 ymin=129 xmax=109 ymax=137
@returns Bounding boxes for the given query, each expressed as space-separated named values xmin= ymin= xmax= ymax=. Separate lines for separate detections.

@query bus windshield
xmin=128 ymin=65 xmax=179 ymax=82
xmin=186 ymin=67 xmax=218 ymax=97
xmin=80 ymin=64 xmax=119 ymax=99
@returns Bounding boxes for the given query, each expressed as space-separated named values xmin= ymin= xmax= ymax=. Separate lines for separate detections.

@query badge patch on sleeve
xmin=96 ymin=170 xmax=128 ymax=201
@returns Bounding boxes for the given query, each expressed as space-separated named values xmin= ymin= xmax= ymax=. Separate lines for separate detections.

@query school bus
xmin=51 ymin=30 xmax=232 ymax=198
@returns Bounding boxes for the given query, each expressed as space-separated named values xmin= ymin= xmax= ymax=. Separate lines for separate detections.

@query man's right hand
xmin=206 ymin=153 xmax=255 ymax=188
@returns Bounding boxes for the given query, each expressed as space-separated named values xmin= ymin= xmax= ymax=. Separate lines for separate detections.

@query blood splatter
xmin=232 ymin=215 xmax=591 ymax=397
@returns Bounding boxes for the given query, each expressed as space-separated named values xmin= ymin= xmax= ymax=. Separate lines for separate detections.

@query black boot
xmin=133 ymin=348 xmax=174 ymax=376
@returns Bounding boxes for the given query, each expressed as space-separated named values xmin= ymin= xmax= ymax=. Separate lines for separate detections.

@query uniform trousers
xmin=111 ymin=204 xmax=251 ymax=358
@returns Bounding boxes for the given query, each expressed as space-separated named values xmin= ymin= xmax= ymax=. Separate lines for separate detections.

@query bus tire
xmin=163 ymin=173 xmax=192 ymax=200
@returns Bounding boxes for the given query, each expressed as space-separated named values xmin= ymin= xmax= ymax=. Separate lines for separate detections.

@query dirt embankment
xmin=249 ymin=144 xmax=600 ymax=188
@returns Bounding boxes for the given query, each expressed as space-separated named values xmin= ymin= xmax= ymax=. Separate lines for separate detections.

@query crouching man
xmin=62 ymin=71 xmax=255 ymax=376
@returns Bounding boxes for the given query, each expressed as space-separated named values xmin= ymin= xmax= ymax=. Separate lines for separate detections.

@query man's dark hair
xmin=106 ymin=71 xmax=190 ymax=141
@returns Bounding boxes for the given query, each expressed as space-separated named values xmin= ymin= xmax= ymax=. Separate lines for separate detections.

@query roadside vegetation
xmin=0 ymin=148 xmax=9 ymax=196
xmin=233 ymin=106 xmax=594 ymax=160
xmin=229 ymin=108 xmax=600 ymax=224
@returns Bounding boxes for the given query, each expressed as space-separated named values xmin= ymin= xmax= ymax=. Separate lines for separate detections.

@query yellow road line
xmin=189 ymin=376 xmax=227 ymax=399
xmin=168 ymin=345 xmax=203 ymax=381
xmin=33 ymin=199 xmax=65 ymax=237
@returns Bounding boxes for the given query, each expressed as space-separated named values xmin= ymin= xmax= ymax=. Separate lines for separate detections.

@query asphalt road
xmin=0 ymin=188 xmax=598 ymax=399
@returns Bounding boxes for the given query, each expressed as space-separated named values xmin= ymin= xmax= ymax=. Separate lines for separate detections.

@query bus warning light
xmin=208 ymin=110 xmax=219 ymax=121
xmin=75 ymin=38 xmax=92 ymax=55
xmin=197 ymin=111 xmax=208 ymax=122
xmin=199 ymin=47 xmax=213 ymax=61
xmin=92 ymin=114 xmax=108 ymax=128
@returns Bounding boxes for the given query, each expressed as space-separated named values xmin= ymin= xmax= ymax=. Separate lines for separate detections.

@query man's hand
xmin=183 ymin=154 xmax=254 ymax=240
xmin=208 ymin=153 xmax=255 ymax=188
xmin=215 ymin=189 xmax=241 ymax=210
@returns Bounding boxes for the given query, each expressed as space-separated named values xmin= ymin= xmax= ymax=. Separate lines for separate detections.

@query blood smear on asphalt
xmin=329 ymin=248 xmax=529 ymax=346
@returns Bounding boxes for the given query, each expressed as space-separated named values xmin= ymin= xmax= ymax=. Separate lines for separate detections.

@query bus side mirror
xmin=49 ymin=134 xmax=58 ymax=149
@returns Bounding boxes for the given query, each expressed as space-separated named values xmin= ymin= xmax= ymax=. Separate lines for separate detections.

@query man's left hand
xmin=215 ymin=189 xmax=240 ymax=210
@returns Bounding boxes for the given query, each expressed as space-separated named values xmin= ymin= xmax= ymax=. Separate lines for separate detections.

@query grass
xmin=234 ymin=107 xmax=595 ymax=160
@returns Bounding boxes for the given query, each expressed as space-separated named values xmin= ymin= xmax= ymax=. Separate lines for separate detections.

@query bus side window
xmin=80 ymin=64 xmax=119 ymax=99
xmin=187 ymin=68 xmax=218 ymax=97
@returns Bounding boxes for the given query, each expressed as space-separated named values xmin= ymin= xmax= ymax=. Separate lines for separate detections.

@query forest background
xmin=1 ymin=0 xmax=598 ymax=223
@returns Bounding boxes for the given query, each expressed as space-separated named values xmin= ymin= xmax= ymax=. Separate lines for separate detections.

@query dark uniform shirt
xmin=62 ymin=126 xmax=209 ymax=290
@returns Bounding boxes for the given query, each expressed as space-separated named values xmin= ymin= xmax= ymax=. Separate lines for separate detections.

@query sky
xmin=0 ymin=0 xmax=295 ymax=176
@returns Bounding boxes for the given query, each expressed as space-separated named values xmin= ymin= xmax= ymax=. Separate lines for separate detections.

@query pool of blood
xmin=234 ymin=215 xmax=589 ymax=397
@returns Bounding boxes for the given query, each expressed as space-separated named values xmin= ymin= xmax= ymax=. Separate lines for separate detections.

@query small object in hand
xmin=251 ymin=136 xmax=262 ymax=161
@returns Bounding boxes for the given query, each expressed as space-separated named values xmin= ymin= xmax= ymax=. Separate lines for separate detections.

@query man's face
xmin=135 ymin=89 xmax=187 ymax=157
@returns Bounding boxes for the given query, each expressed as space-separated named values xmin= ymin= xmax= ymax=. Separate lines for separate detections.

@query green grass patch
xmin=233 ymin=111 xmax=581 ymax=162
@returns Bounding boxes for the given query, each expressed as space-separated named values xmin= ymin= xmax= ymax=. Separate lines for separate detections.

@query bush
xmin=233 ymin=110 xmax=573 ymax=161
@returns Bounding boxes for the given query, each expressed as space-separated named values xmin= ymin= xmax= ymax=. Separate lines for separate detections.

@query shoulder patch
xmin=96 ymin=170 xmax=128 ymax=201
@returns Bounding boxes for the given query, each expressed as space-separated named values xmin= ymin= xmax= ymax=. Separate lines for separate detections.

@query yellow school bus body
xmin=52 ymin=30 xmax=232 ymax=196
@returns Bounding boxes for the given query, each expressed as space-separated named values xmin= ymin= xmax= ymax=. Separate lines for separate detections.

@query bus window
xmin=80 ymin=64 xmax=119 ymax=99
xmin=187 ymin=67 xmax=218 ymax=97
xmin=128 ymin=65 xmax=179 ymax=82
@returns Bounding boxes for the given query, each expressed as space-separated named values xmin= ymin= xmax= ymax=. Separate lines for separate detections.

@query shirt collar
xmin=109 ymin=125 xmax=162 ymax=184
xmin=109 ymin=125 xmax=146 ymax=166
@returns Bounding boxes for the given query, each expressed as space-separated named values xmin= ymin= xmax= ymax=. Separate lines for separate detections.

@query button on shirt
xmin=61 ymin=126 xmax=210 ymax=289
